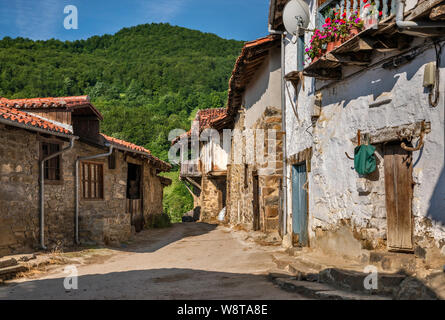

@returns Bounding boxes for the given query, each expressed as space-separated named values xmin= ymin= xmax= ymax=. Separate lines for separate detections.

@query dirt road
xmin=0 ymin=223 xmax=305 ymax=300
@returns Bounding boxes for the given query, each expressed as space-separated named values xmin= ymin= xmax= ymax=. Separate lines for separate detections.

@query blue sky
xmin=0 ymin=0 xmax=270 ymax=42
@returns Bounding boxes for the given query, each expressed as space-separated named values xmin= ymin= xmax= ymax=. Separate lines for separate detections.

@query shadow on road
xmin=0 ymin=268 xmax=299 ymax=300
xmin=115 ymin=222 xmax=218 ymax=254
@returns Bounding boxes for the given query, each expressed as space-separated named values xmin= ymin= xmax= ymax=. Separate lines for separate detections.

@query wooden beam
xmin=407 ymin=0 xmax=445 ymax=20
xmin=430 ymin=4 xmax=445 ymax=20
xmin=325 ymin=52 xmax=370 ymax=66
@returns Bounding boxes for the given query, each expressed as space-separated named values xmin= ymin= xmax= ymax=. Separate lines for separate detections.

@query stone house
xmin=269 ymin=0 xmax=445 ymax=262
xmin=223 ymin=35 xmax=285 ymax=234
xmin=176 ymin=108 xmax=230 ymax=222
xmin=0 ymin=96 xmax=171 ymax=256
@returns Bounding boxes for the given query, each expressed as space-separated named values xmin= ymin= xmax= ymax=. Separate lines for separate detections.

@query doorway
xmin=127 ymin=163 xmax=144 ymax=232
xmin=292 ymin=162 xmax=308 ymax=247
xmin=384 ymin=143 xmax=414 ymax=251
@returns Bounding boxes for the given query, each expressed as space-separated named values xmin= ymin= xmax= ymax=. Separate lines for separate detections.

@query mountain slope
xmin=0 ymin=23 xmax=243 ymax=159
xmin=0 ymin=23 xmax=244 ymax=219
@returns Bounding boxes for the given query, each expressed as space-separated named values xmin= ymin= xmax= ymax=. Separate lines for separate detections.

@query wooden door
xmin=252 ymin=175 xmax=260 ymax=231
xmin=292 ymin=163 xmax=308 ymax=246
xmin=384 ymin=144 xmax=414 ymax=251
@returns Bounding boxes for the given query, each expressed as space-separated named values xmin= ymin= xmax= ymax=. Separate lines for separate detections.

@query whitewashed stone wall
xmin=283 ymin=0 xmax=445 ymax=254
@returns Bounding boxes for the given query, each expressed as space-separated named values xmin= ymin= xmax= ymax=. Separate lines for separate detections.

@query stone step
xmin=272 ymin=277 xmax=391 ymax=300
xmin=271 ymin=253 xmax=296 ymax=270
xmin=292 ymin=255 xmax=326 ymax=272
xmin=0 ymin=265 xmax=27 ymax=280
xmin=0 ymin=257 xmax=18 ymax=269
xmin=369 ymin=251 xmax=417 ymax=274
xmin=319 ymin=267 xmax=407 ymax=297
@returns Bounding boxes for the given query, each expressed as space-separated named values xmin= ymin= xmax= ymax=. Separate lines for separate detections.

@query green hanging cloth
xmin=354 ymin=144 xmax=376 ymax=175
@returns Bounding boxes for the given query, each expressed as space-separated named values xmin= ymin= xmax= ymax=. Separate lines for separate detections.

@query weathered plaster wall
xmin=244 ymin=47 xmax=282 ymax=128
xmin=283 ymin=2 xmax=445 ymax=255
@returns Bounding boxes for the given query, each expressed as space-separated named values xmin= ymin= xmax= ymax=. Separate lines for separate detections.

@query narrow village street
xmin=0 ymin=223 xmax=305 ymax=300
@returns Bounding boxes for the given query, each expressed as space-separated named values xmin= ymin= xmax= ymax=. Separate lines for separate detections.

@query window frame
xmin=39 ymin=138 xmax=64 ymax=185
xmin=80 ymin=161 xmax=105 ymax=201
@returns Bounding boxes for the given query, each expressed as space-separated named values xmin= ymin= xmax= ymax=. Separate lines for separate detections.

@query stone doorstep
xmin=0 ymin=265 xmax=27 ymax=280
xmin=271 ymin=252 xmax=408 ymax=298
xmin=319 ymin=268 xmax=407 ymax=297
xmin=0 ymin=257 xmax=18 ymax=269
xmin=369 ymin=251 xmax=417 ymax=273
xmin=272 ymin=277 xmax=390 ymax=300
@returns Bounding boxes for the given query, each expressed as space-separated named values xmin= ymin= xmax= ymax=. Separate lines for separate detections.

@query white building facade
xmin=270 ymin=0 xmax=445 ymax=260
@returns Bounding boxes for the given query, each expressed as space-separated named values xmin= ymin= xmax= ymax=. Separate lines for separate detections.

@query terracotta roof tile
xmin=101 ymin=133 xmax=171 ymax=171
xmin=171 ymin=108 xmax=228 ymax=145
xmin=0 ymin=104 xmax=72 ymax=135
xmin=1 ymin=95 xmax=104 ymax=120
xmin=197 ymin=108 xmax=228 ymax=130
xmin=227 ymin=35 xmax=280 ymax=115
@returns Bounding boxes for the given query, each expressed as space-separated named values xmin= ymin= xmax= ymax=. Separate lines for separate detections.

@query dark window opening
xmin=127 ymin=163 xmax=142 ymax=199
xmin=81 ymin=162 xmax=104 ymax=200
xmin=108 ymin=150 xmax=117 ymax=170
xmin=40 ymin=142 xmax=61 ymax=181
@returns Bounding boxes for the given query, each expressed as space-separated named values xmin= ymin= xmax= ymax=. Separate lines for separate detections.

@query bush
xmin=160 ymin=170 xmax=194 ymax=223
xmin=148 ymin=213 xmax=172 ymax=229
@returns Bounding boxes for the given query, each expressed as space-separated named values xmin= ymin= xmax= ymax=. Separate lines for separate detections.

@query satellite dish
xmin=283 ymin=0 xmax=310 ymax=35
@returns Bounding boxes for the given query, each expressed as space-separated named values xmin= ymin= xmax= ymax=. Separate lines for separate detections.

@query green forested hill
xmin=0 ymin=23 xmax=243 ymax=159
xmin=0 ymin=23 xmax=244 ymax=221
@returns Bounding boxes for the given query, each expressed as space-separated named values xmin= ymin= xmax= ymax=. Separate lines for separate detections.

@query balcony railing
xmin=180 ymin=162 xmax=202 ymax=177
xmin=302 ymin=0 xmax=406 ymax=79
xmin=318 ymin=0 xmax=397 ymax=29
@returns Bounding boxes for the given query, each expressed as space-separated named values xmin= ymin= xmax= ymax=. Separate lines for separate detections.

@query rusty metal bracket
xmin=401 ymin=121 xmax=426 ymax=152
xmin=345 ymin=152 xmax=354 ymax=160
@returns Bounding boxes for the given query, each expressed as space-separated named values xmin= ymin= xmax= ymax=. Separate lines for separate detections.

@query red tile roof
xmin=0 ymin=95 xmax=171 ymax=171
xmin=101 ymin=133 xmax=171 ymax=171
xmin=1 ymin=95 xmax=104 ymax=120
xmin=0 ymin=104 xmax=72 ymax=135
xmin=171 ymin=108 xmax=228 ymax=145
xmin=227 ymin=35 xmax=281 ymax=115
xmin=197 ymin=108 xmax=228 ymax=130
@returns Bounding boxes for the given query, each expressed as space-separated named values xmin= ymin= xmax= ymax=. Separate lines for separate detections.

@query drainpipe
xmin=75 ymin=144 xmax=113 ymax=245
xmin=40 ymin=137 xmax=76 ymax=250
xmin=269 ymin=26 xmax=289 ymax=237
xmin=396 ymin=0 xmax=445 ymax=29
xmin=280 ymin=33 xmax=288 ymax=236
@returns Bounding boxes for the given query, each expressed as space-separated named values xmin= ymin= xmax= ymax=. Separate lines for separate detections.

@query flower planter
xmin=326 ymin=38 xmax=343 ymax=53
xmin=350 ymin=27 xmax=360 ymax=37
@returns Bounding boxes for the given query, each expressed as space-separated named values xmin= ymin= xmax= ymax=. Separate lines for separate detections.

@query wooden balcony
xmin=303 ymin=20 xmax=407 ymax=80
xmin=304 ymin=0 xmax=445 ymax=80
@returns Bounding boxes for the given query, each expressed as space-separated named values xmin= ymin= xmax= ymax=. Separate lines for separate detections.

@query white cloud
xmin=13 ymin=0 xmax=61 ymax=39
xmin=141 ymin=0 xmax=187 ymax=22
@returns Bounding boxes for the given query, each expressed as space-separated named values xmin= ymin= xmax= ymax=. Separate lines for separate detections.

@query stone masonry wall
xmin=0 ymin=124 xmax=40 ymax=256
xmin=0 ymin=124 xmax=167 ymax=256
xmin=226 ymin=107 xmax=283 ymax=233
xmin=200 ymin=175 xmax=224 ymax=222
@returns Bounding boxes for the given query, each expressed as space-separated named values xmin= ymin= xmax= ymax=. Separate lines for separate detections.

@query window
xmin=40 ymin=142 xmax=61 ymax=181
xmin=81 ymin=162 xmax=104 ymax=200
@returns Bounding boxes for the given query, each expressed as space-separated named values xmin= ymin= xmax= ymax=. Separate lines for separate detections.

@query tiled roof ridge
xmin=227 ymin=34 xmax=280 ymax=115
xmin=100 ymin=133 xmax=171 ymax=171
xmin=0 ymin=104 xmax=71 ymax=135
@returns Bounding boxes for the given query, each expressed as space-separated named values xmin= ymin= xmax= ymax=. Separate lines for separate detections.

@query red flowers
xmin=342 ymin=12 xmax=347 ymax=18
xmin=325 ymin=17 xmax=331 ymax=24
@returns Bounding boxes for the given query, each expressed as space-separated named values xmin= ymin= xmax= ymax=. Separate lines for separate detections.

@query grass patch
xmin=160 ymin=170 xmax=193 ymax=223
